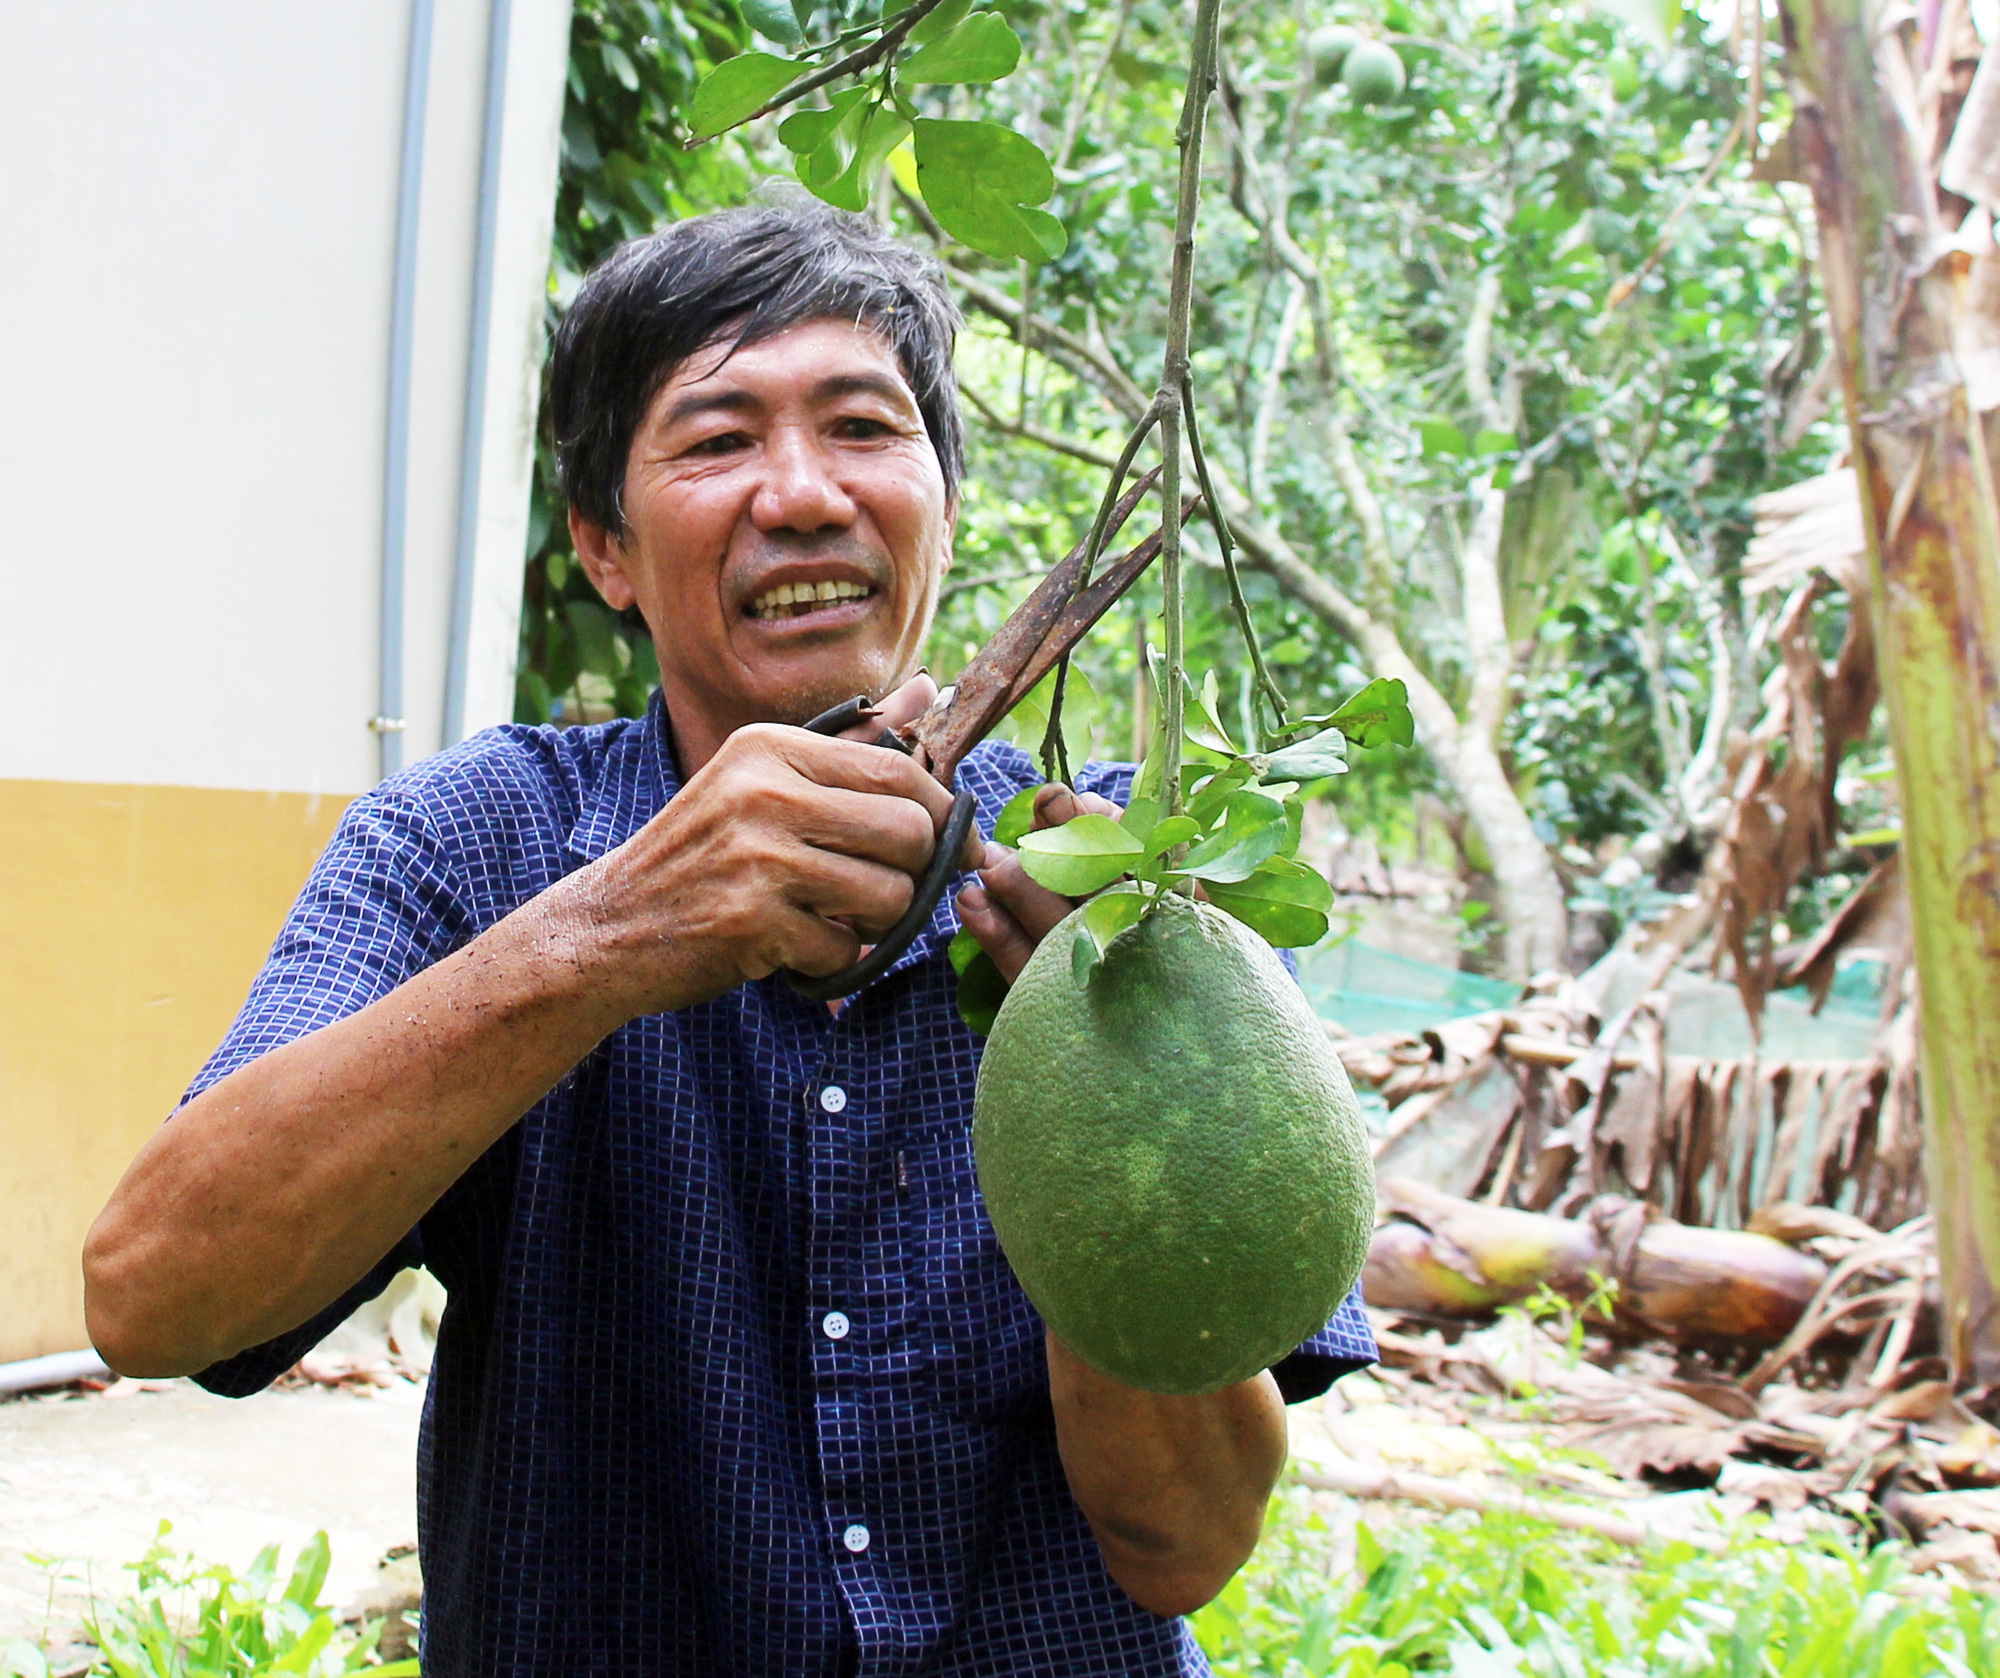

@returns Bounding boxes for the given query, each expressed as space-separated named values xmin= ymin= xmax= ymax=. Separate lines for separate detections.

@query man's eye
xmin=836 ymin=417 xmax=894 ymax=439
xmin=686 ymin=431 xmax=750 ymax=456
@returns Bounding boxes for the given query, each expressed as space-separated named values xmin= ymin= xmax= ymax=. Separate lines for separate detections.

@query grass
xmin=1193 ymin=1486 xmax=2000 ymax=1677
xmin=0 ymin=1527 xmax=415 ymax=1678
xmin=10 ymin=1493 xmax=1995 ymax=1676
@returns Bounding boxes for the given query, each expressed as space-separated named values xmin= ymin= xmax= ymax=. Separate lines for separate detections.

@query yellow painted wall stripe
xmin=0 ymin=779 xmax=348 ymax=1363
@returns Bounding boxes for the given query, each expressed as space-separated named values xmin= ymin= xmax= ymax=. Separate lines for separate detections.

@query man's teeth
xmin=747 ymin=579 xmax=874 ymax=619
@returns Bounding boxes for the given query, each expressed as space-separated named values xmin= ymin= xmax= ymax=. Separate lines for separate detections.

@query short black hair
xmin=548 ymin=200 xmax=964 ymax=535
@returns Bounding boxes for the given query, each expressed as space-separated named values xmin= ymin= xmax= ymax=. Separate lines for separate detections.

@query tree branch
xmin=961 ymin=382 xmax=1126 ymax=471
xmin=1250 ymin=277 xmax=1305 ymax=508
xmin=717 ymin=0 xmax=957 ymax=134
xmin=947 ymin=263 xmax=1151 ymax=420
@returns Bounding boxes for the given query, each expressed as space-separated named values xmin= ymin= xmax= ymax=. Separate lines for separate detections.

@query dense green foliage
xmin=1194 ymin=1492 xmax=2000 ymax=1677
xmin=517 ymin=0 xmax=1846 ymax=950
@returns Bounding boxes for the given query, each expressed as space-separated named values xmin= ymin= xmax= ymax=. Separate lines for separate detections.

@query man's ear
xmin=940 ymin=492 xmax=959 ymax=574
xmin=569 ymin=507 xmax=639 ymax=611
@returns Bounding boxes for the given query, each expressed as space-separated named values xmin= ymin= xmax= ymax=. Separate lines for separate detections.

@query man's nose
xmin=751 ymin=428 xmax=857 ymax=534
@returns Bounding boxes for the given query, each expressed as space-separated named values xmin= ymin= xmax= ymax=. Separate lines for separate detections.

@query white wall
xmin=0 ymin=0 xmax=571 ymax=795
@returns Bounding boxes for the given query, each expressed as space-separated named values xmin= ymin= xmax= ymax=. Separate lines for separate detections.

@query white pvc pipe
xmin=444 ymin=0 xmax=517 ymax=748
xmin=375 ymin=0 xmax=441 ymax=781
xmin=0 ymin=1349 xmax=112 ymax=1397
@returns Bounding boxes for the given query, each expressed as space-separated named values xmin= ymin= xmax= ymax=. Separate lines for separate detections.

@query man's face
xmin=571 ymin=317 xmax=954 ymax=758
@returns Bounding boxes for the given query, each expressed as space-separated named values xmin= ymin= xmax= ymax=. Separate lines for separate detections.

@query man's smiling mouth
xmin=745 ymin=579 xmax=877 ymax=620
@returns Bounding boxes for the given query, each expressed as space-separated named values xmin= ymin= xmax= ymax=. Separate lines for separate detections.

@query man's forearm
xmin=83 ymin=890 xmax=641 ymax=1378
xmin=1046 ymin=1332 xmax=1287 ymax=1618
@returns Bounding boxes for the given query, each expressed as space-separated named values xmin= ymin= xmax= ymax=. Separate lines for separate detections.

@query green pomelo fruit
xmin=1341 ymin=40 xmax=1406 ymax=105
xmin=1306 ymin=24 xmax=1362 ymax=86
xmin=972 ymin=893 xmax=1375 ymax=1395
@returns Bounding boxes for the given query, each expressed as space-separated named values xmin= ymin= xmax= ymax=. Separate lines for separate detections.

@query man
xmin=84 ymin=202 xmax=1373 ymax=1675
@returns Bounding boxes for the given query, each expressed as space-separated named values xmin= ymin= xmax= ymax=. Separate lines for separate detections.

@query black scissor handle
xmin=782 ymin=698 xmax=979 ymax=1002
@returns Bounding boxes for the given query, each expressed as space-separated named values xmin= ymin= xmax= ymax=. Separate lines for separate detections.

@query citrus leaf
xmin=993 ymin=784 xmax=1040 ymax=848
xmin=741 ymin=0 xmax=804 ymax=45
xmin=900 ymin=13 xmax=1021 ymax=83
xmin=948 ymin=929 xmax=1008 ymax=1034
xmin=1017 ymin=814 xmax=1144 ymax=896
xmin=802 ymin=104 xmax=911 ymax=212
xmin=1118 ymin=794 xmax=1165 ymax=848
xmin=1181 ymin=791 xmax=1289 ymax=884
xmin=1263 ymin=725 xmax=1350 ymax=782
xmin=1473 ymin=428 xmax=1517 ymax=457
xmin=913 ymin=119 xmax=1066 ymax=262
xmin=1070 ymin=888 xmax=1150 ymax=988
xmin=688 ymin=53 xmax=800 ymax=140
xmin=907 ymin=0 xmax=975 ymax=45
xmin=1327 ymin=677 xmax=1415 ymax=749
xmin=1420 ymin=418 xmax=1467 ymax=458
xmin=1204 ymin=857 xmax=1334 ymax=948
xmin=1190 ymin=668 xmax=1237 ymax=754
xmin=777 ymin=88 xmax=866 ymax=154
xmin=1186 ymin=760 xmax=1257 ymax=829
xmin=1140 ymin=815 xmax=1199 ymax=860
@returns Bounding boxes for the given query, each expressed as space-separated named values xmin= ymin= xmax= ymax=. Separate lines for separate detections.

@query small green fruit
xmin=1306 ymin=24 xmax=1362 ymax=87
xmin=1341 ymin=39 xmax=1406 ymax=105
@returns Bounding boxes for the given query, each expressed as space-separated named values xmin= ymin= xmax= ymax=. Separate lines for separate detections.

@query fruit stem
xmin=1156 ymin=0 xmax=1225 ymax=833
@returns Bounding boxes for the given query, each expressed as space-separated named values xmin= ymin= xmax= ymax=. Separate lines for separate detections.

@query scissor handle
xmin=781 ymin=698 xmax=979 ymax=1003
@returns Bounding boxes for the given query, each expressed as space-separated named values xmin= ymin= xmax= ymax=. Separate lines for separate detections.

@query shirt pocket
xmin=906 ymin=1120 xmax=1049 ymax=1426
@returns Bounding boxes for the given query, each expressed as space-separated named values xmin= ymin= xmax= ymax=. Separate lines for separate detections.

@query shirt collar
xmin=561 ymin=689 xmax=680 ymax=867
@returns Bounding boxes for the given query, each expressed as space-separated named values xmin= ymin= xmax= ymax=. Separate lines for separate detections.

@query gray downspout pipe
xmin=374 ymin=0 xmax=440 ymax=780
xmin=442 ymin=0 xmax=517 ymax=747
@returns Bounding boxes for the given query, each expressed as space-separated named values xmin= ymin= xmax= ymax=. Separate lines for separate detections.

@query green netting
xmin=1296 ymin=939 xmax=1519 ymax=1038
xmin=1300 ymin=939 xmax=1885 ymax=1062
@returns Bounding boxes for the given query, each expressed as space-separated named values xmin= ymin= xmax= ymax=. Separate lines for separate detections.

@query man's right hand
xmin=566 ymin=716 xmax=974 ymax=1012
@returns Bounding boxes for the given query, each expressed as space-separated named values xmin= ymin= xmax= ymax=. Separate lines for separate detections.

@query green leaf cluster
xmin=32 ymin=1525 xmax=420 ymax=1678
xmin=952 ymin=676 xmax=1409 ymax=1030
xmin=685 ymin=0 xmax=1063 ymax=261
xmin=1194 ymin=1487 xmax=2000 ymax=1677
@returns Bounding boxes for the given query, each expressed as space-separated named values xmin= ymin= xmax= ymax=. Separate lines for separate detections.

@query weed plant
xmin=0 ymin=1527 xmax=415 ymax=1678
xmin=1194 ymin=1487 xmax=2000 ymax=1677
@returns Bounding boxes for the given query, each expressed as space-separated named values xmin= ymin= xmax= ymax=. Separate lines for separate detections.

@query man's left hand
xmin=954 ymin=783 xmax=1122 ymax=983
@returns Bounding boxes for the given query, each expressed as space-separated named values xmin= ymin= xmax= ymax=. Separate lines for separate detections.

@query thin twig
xmin=961 ymin=383 xmax=1125 ymax=471
xmin=1039 ymin=400 xmax=1166 ymax=781
xmin=687 ymin=0 xmax=958 ymax=143
xmin=1605 ymin=111 xmax=1749 ymax=312
xmin=1152 ymin=0 xmax=1227 ymax=829
xmin=1181 ymin=371 xmax=1287 ymax=739
xmin=1055 ymin=0 xmax=1136 ymax=173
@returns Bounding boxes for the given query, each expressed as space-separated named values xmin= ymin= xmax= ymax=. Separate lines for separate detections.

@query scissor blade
xmin=910 ymin=467 xmax=1162 ymax=779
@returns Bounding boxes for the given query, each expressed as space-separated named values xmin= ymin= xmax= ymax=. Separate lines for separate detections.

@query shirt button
xmin=821 ymin=1310 xmax=851 ymax=1341
xmin=820 ymin=1085 xmax=848 ymax=1114
xmin=842 ymin=1523 xmax=871 ymax=1553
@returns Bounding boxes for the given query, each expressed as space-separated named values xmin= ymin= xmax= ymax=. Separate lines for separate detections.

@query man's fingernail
xmin=959 ymin=884 xmax=990 ymax=913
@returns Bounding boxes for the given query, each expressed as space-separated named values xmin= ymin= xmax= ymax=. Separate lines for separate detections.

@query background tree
xmin=520 ymin=0 xmax=1844 ymax=984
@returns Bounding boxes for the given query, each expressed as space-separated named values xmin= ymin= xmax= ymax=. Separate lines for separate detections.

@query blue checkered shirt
xmin=192 ymin=693 xmax=1375 ymax=1676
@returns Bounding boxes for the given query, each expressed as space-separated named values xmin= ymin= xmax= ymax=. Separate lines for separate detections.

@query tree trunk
xmin=1228 ymin=507 xmax=1570 ymax=979
xmin=945 ymin=261 xmax=1573 ymax=981
xmin=1787 ymin=0 xmax=2000 ymax=1385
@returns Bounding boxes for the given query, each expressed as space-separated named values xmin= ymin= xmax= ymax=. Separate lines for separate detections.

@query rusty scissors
xmin=785 ymin=467 xmax=1182 ymax=1001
